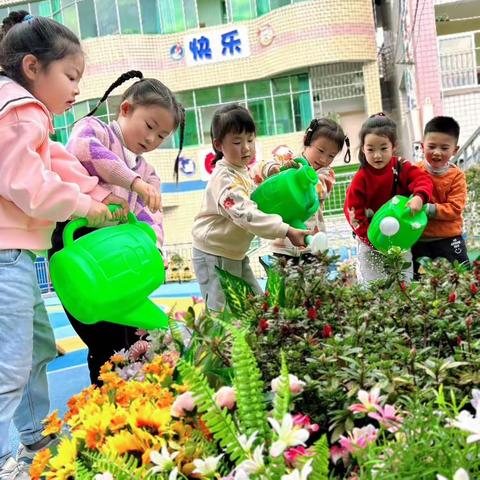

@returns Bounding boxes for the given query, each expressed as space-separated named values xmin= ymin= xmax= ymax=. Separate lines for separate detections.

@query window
xmin=139 ymin=0 xmax=161 ymax=34
xmin=78 ymin=0 xmax=98 ymax=39
xmin=30 ymin=1 xmax=53 ymax=17
xmin=60 ymin=0 xmax=79 ymax=36
xmin=183 ymin=0 xmax=198 ymax=29
xmin=182 ymin=109 xmax=199 ymax=146
xmin=197 ymin=0 xmax=227 ymax=27
xmin=52 ymin=73 xmax=313 ymax=148
xmin=270 ymin=0 xmax=291 ymax=8
xmin=439 ymin=34 xmax=477 ymax=89
xmin=273 ymin=95 xmax=293 ymax=134
xmin=246 ymin=80 xmax=270 ymax=98
xmin=220 ymin=83 xmax=245 ymax=103
xmin=95 ymin=0 xmax=119 ymax=36
xmin=159 ymin=0 xmax=185 ymax=33
xmin=248 ymin=98 xmax=274 ymax=136
xmin=230 ymin=0 xmax=256 ymax=21
xmin=118 ymin=0 xmax=141 ymax=34
xmin=196 ymin=87 xmax=219 ymax=106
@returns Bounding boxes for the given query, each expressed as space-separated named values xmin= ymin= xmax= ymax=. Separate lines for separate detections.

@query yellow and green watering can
xmin=49 ymin=206 xmax=168 ymax=330
xmin=368 ymin=195 xmax=429 ymax=253
xmin=251 ymin=157 xmax=328 ymax=253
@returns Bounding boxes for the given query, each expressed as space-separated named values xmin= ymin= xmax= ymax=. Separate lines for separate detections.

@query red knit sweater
xmin=344 ymin=157 xmax=433 ymax=246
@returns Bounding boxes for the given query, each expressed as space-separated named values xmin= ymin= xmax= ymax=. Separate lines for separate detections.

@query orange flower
xmin=42 ymin=410 xmax=63 ymax=436
xmin=29 ymin=449 xmax=52 ymax=480
xmin=85 ymin=425 xmax=107 ymax=449
xmin=109 ymin=412 xmax=128 ymax=432
xmin=109 ymin=353 xmax=127 ymax=364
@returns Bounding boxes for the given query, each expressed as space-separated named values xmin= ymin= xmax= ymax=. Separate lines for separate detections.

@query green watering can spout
xmin=49 ymin=205 xmax=168 ymax=330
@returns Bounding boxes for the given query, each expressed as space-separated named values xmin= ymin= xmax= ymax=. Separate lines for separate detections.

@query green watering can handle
xmin=63 ymin=204 xmax=137 ymax=247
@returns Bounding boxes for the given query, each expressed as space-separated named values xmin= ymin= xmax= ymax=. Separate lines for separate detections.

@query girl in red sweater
xmin=344 ymin=113 xmax=433 ymax=283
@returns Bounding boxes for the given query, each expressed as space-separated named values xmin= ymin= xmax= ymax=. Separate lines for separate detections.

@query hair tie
xmin=23 ymin=14 xmax=35 ymax=23
xmin=343 ymin=136 xmax=351 ymax=163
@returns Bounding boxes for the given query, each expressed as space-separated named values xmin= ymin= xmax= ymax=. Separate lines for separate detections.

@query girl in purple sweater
xmin=50 ymin=70 xmax=185 ymax=385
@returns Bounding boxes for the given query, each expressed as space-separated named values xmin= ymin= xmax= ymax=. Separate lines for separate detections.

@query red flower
xmin=284 ymin=446 xmax=313 ymax=467
xmin=322 ymin=324 xmax=333 ymax=338
xmin=470 ymin=283 xmax=479 ymax=295
xmin=315 ymin=299 xmax=323 ymax=308
xmin=262 ymin=302 xmax=269 ymax=312
xmin=400 ymin=281 xmax=407 ymax=292
xmin=223 ymin=197 xmax=235 ymax=209
xmin=273 ymin=306 xmax=280 ymax=315
xmin=457 ymin=336 xmax=463 ymax=346
xmin=448 ymin=292 xmax=457 ymax=303
xmin=259 ymin=318 xmax=269 ymax=332
xmin=307 ymin=307 xmax=317 ymax=320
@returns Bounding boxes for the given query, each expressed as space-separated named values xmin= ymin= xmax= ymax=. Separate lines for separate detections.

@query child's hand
xmin=102 ymin=193 xmax=129 ymax=220
xmin=132 ymin=178 xmax=162 ymax=213
xmin=406 ymin=195 xmax=423 ymax=214
xmin=85 ymin=201 xmax=112 ymax=227
xmin=286 ymin=227 xmax=313 ymax=247
xmin=282 ymin=159 xmax=300 ymax=170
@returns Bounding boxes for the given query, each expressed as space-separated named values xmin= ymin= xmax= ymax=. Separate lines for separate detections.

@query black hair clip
xmin=343 ymin=136 xmax=351 ymax=163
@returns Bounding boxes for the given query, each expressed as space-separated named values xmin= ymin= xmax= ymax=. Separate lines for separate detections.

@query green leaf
xmin=265 ymin=266 xmax=286 ymax=307
xmin=309 ymin=435 xmax=329 ymax=480
xmin=215 ymin=266 xmax=255 ymax=316
xmin=272 ymin=351 xmax=291 ymax=423
xmin=178 ymin=359 xmax=246 ymax=463
xmin=232 ymin=331 xmax=270 ymax=444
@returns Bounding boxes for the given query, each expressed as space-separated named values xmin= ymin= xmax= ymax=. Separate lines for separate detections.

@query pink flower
xmin=192 ymin=295 xmax=204 ymax=304
xmin=175 ymin=311 xmax=187 ymax=321
xmin=171 ymin=391 xmax=196 ymax=417
xmin=214 ymin=386 xmax=237 ymax=410
xmin=349 ymin=387 xmax=384 ymax=414
xmin=339 ymin=424 xmax=378 ymax=453
xmin=369 ymin=404 xmax=403 ymax=433
xmin=127 ymin=340 xmax=150 ymax=361
xmin=330 ymin=444 xmax=350 ymax=466
xmin=271 ymin=374 xmax=306 ymax=395
xmin=292 ymin=414 xmax=319 ymax=433
xmin=284 ymin=446 xmax=313 ymax=467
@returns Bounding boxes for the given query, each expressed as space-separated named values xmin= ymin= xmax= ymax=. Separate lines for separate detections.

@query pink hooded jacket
xmin=0 ymin=77 xmax=109 ymax=250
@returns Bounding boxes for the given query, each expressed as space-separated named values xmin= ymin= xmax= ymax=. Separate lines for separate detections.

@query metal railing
xmin=440 ymin=50 xmax=480 ymax=90
xmin=452 ymin=126 xmax=480 ymax=171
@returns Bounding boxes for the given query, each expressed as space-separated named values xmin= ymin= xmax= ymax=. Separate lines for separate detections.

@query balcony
xmin=440 ymin=50 xmax=480 ymax=90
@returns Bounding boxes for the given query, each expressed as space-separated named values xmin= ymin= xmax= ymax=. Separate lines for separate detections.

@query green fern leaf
xmin=215 ymin=266 xmax=255 ymax=316
xmin=81 ymin=450 xmax=144 ymax=480
xmin=178 ymin=359 xmax=246 ymax=463
xmin=309 ymin=435 xmax=329 ymax=480
xmin=265 ymin=266 xmax=285 ymax=307
xmin=168 ymin=314 xmax=185 ymax=352
xmin=272 ymin=351 xmax=291 ymax=423
xmin=232 ymin=332 xmax=269 ymax=445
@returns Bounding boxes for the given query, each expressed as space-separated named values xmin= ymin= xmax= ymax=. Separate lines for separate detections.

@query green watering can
xmin=251 ymin=157 xmax=328 ymax=253
xmin=49 ymin=206 xmax=168 ymax=330
xmin=368 ymin=195 xmax=428 ymax=254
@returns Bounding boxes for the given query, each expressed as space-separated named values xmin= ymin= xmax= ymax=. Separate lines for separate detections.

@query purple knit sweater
xmin=67 ymin=117 xmax=164 ymax=246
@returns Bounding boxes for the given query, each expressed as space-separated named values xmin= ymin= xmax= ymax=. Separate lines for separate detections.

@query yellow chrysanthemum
xmin=101 ymin=430 xmax=145 ymax=456
xmin=45 ymin=437 xmax=77 ymax=479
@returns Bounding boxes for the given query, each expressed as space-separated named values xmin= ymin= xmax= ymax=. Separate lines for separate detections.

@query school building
xmin=1 ymin=0 xmax=385 ymax=277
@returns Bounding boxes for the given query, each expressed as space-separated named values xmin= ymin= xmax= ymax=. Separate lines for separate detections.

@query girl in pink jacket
xmin=0 ymin=11 xmax=115 ymax=477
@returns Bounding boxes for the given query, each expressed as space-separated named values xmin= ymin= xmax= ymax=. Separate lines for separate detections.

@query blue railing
xmin=35 ymin=257 xmax=53 ymax=293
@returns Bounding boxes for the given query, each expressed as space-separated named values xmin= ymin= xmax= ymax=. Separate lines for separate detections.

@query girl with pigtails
xmin=50 ymin=71 xmax=185 ymax=385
